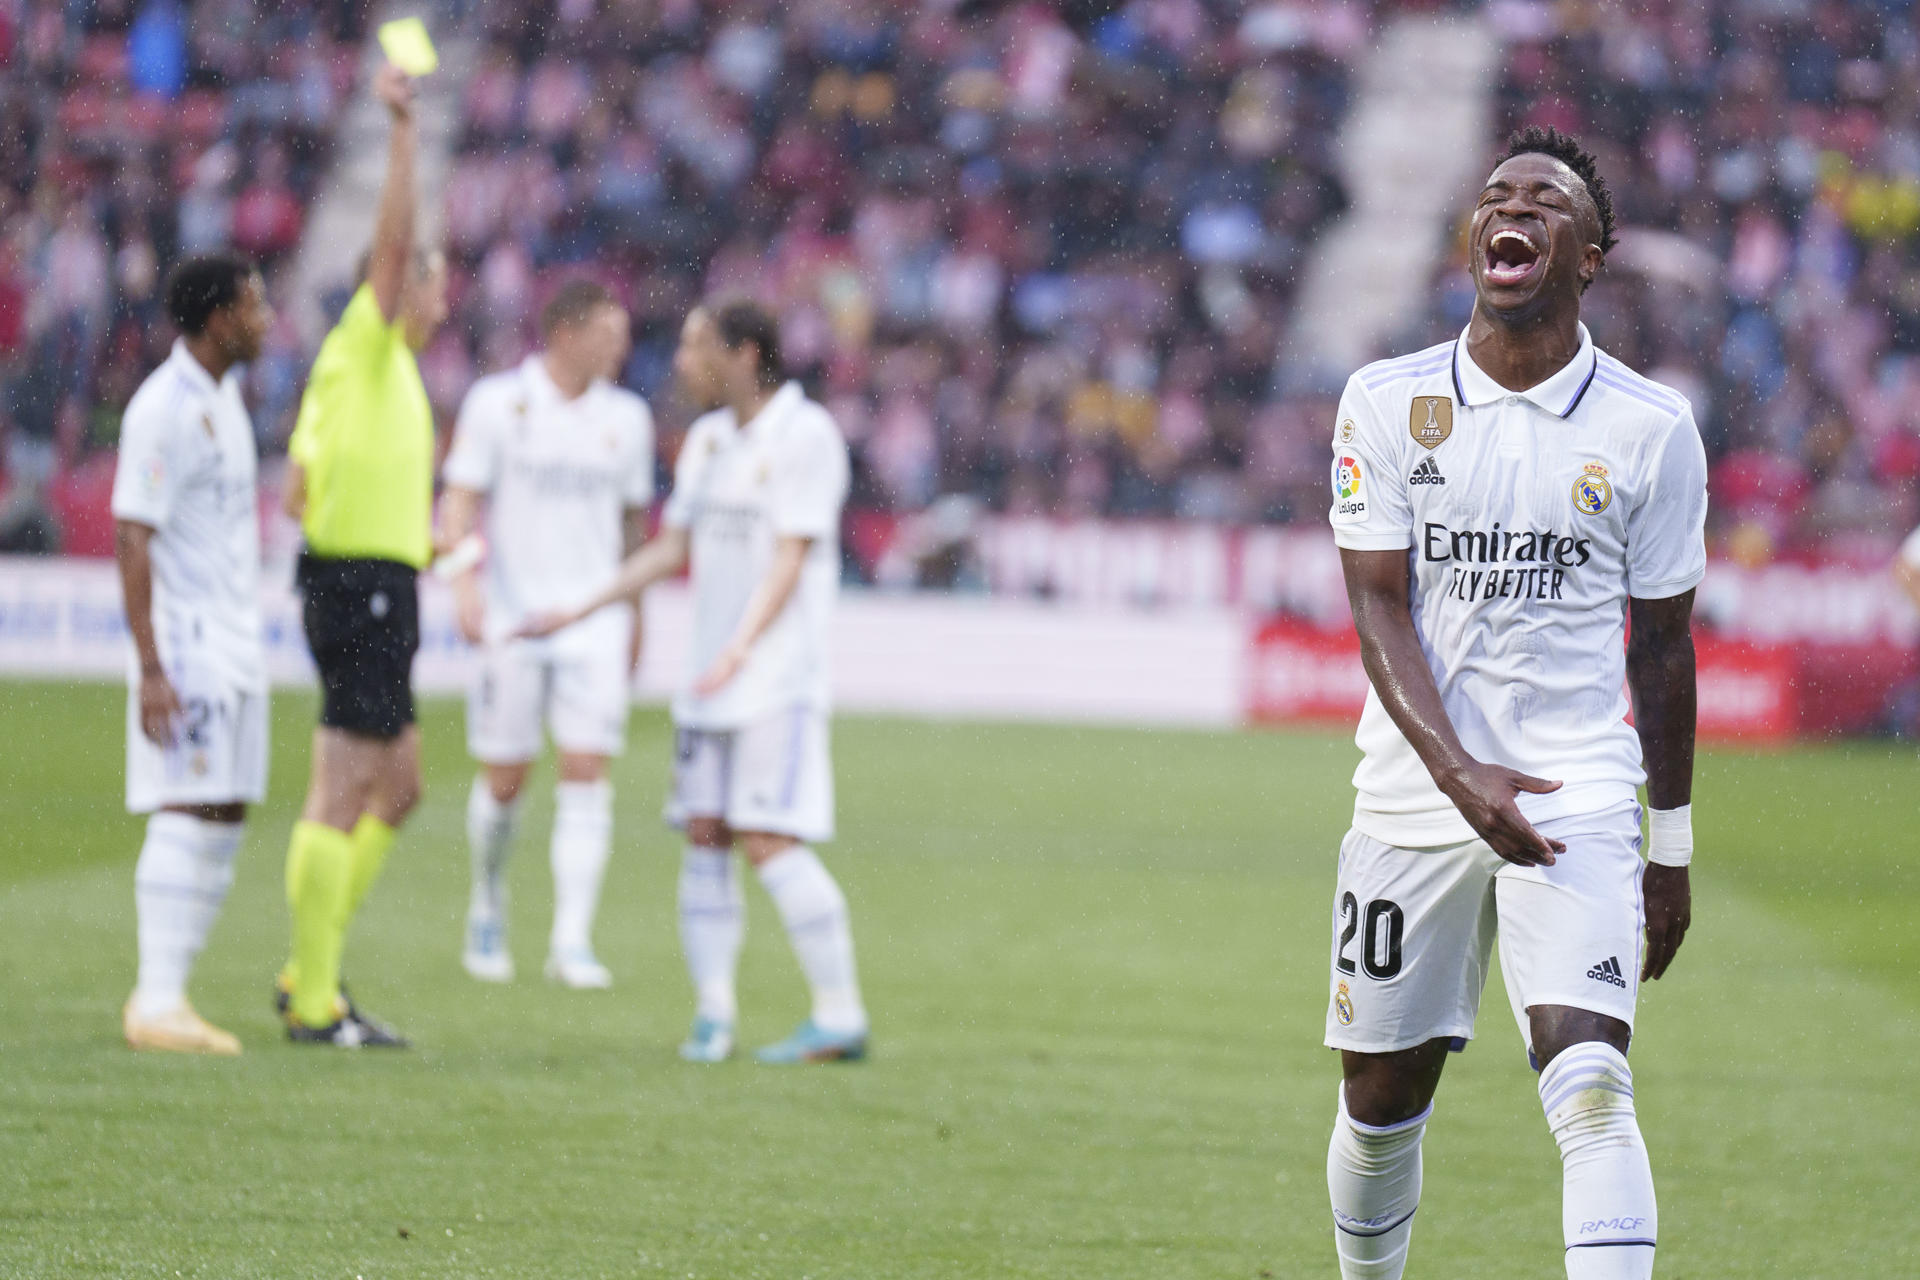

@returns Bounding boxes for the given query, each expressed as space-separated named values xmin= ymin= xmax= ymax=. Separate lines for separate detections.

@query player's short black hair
xmin=540 ymin=278 xmax=618 ymax=338
xmin=712 ymin=299 xmax=783 ymax=388
xmin=1501 ymin=125 xmax=1618 ymax=255
xmin=164 ymin=252 xmax=257 ymax=336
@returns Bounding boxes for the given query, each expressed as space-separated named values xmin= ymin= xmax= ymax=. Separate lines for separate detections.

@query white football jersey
xmin=443 ymin=356 xmax=655 ymax=650
xmin=1329 ymin=325 xmax=1709 ymax=846
xmin=663 ymin=382 xmax=849 ymax=729
xmin=110 ymin=340 xmax=264 ymax=689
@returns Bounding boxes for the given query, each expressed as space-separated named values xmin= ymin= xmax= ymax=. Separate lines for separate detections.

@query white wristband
xmin=1647 ymin=804 xmax=1693 ymax=868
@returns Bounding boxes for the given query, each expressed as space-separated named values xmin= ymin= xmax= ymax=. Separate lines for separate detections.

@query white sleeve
xmin=1328 ymin=377 xmax=1413 ymax=551
xmin=1626 ymin=409 xmax=1709 ymax=599
xmin=623 ymin=398 xmax=655 ymax=509
xmin=110 ymin=390 xmax=181 ymax=529
xmin=442 ymin=384 xmax=502 ymax=492
xmin=661 ymin=422 xmax=707 ymax=530
xmin=770 ymin=416 xmax=849 ymax=539
xmin=1900 ymin=525 xmax=1920 ymax=571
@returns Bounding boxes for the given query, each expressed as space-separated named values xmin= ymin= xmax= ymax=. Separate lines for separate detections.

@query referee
xmin=277 ymin=64 xmax=446 ymax=1046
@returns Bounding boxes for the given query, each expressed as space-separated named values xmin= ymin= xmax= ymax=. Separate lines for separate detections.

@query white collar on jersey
xmin=522 ymin=353 xmax=602 ymax=405
xmin=167 ymin=338 xmax=224 ymax=395
xmin=734 ymin=380 xmax=805 ymax=436
xmin=1449 ymin=323 xmax=1598 ymax=419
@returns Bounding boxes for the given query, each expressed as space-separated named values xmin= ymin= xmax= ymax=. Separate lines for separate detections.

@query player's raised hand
xmin=1440 ymin=761 xmax=1567 ymax=866
xmin=1640 ymin=863 xmax=1690 ymax=981
xmin=137 ymin=668 xmax=183 ymax=746
xmin=372 ymin=63 xmax=414 ymax=120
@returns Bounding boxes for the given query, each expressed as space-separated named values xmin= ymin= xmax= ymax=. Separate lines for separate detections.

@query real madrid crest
xmin=1572 ymin=462 xmax=1612 ymax=515
xmin=1335 ymin=980 xmax=1355 ymax=1027
xmin=1409 ymin=396 xmax=1452 ymax=449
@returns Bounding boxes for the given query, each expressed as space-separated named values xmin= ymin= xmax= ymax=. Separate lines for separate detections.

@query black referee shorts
xmin=297 ymin=551 xmax=420 ymax=739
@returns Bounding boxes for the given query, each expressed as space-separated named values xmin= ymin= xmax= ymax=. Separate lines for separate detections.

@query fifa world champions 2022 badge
xmin=1335 ymin=980 xmax=1355 ymax=1026
xmin=1409 ymin=396 xmax=1452 ymax=449
xmin=1572 ymin=462 xmax=1613 ymax=515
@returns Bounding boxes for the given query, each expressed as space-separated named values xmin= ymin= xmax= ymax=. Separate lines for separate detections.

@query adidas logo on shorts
xmin=1408 ymin=457 xmax=1446 ymax=486
xmin=1586 ymin=956 xmax=1627 ymax=988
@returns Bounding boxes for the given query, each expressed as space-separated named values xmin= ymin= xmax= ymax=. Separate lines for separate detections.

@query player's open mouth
xmin=1483 ymin=227 xmax=1541 ymax=286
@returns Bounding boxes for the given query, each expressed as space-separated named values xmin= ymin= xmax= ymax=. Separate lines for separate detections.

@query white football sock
xmin=678 ymin=846 xmax=743 ymax=1023
xmin=1539 ymin=1043 xmax=1657 ymax=1279
xmin=466 ymin=777 xmax=520 ymax=922
xmin=548 ymin=780 xmax=612 ymax=956
xmin=133 ymin=813 xmax=242 ymax=1017
xmin=1327 ymin=1085 xmax=1428 ymax=1279
xmin=755 ymin=847 xmax=866 ymax=1035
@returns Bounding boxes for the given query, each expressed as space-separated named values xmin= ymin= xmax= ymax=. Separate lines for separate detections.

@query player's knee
xmin=1538 ymin=1042 xmax=1639 ymax=1152
xmin=686 ymin=817 xmax=732 ymax=849
xmin=485 ymin=765 xmax=529 ymax=805
xmin=555 ymin=753 xmax=609 ymax=784
xmin=739 ymin=831 xmax=799 ymax=866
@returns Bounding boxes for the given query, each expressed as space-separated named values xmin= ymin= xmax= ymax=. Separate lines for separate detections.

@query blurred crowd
xmin=425 ymin=0 xmax=1364 ymax=528
xmin=1400 ymin=0 xmax=1920 ymax=564
xmin=0 ymin=0 xmax=365 ymax=551
xmin=6 ymin=0 xmax=1920 ymax=566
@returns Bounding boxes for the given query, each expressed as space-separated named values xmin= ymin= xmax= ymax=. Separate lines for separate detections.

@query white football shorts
xmin=466 ymin=637 xmax=632 ymax=763
xmin=664 ymin=705 xmax=834 ymax=844
xmin=1324 ymin=801 xmax=1644 ymax=1056
xmin=125 ymin=661 xmax=269 ymax=813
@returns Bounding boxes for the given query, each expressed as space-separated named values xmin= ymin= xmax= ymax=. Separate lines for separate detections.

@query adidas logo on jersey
xmin=1586 ymin=956 xmax=1627 ymax=988
xmin=1408 ymin=458 xmax=1446 ymax=486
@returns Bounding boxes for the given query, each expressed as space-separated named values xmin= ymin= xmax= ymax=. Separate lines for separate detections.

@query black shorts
xmin=297 ymin=551 xmax=420 ymax=739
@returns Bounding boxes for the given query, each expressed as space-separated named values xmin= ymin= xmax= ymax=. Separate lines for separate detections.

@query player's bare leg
xmin=545 ymin=750 xmax=614 ymax=988
xmin=465 ymin=760 xmax=529 ymax=982
xmin=1530 ymin=1006 xmax=1655 ymax=1279
xmin=741 ymin=830 xmax=867 ymax=1063
xmin=125 ymin=800 xmax=246 ymax=1055
xmin=677 ymin=816 xmax=741 ymax=1060
xmin=1329 ymin=1040 xmax=1451 ymax=1278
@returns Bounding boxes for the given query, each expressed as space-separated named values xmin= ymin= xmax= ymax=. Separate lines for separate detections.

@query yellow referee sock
xmin=346 ymin=814 xmax=396 ymax=920
xmin=284 ymin=820 xmax=352 ymax=1028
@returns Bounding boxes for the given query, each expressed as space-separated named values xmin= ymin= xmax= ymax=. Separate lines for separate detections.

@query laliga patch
xmin=1572 ymin=462 xmax=1613 ymax=515
xmin=1409 ymin=395 xmax=1453 ymax=449
xmin=1332 ymin=454 xmax=1367 ymax=523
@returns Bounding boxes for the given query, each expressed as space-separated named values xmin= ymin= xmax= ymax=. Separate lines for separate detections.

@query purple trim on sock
xmin=1335 ymin=1206 xmax=1418 ymax=1239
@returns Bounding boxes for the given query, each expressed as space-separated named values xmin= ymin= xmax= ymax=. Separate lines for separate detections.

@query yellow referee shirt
xmin=288 ymin=284 xmax=434 ymax=568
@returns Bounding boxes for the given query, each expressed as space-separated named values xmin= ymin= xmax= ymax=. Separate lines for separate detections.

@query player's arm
xmin=1341 ymin=548 xmax=1566 ymax=866
xmin=1627 ymin=590 xmax=1696 ymax=981
xmin=692 ymin=536 xmax=810 ymax=695
xmin=1897 ymin=551 xmax=1920 ymax=614
xmin=439 ymin=485 xmax=487 ymax=644
xmin=281 ymin=459 xmax=306 ymax=520
xmin=366 ymin=65 xmax=417 ymax=323
xmin=517 ymin=525 xmax=690 ymax=638
xmin=114 ymin=520 xmax=182 ymax=744
xmin=623 ymin=505 xmax=648 ymax=673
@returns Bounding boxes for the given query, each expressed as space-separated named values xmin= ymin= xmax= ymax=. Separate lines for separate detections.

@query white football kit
xmin=661 ymin=382 xmax=849 ymax=842
xmin=1325 ymin=325 xmax=1708 ymax=1054
xmin=112 ymin=340 xmax=269 ymax=813
xmin=443 ymin=356 xmax=655 ymax=761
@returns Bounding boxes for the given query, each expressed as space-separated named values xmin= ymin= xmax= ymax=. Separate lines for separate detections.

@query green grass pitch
xmin=1 ymin=680 xmax=1915 ymax=1278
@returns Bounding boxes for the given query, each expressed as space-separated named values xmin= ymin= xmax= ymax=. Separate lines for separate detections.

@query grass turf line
xmin=0 ymin=681 xmax=1914 ymax=1277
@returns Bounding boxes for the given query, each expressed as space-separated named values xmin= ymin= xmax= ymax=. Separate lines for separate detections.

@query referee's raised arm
xmin=364 ymin=65 xmax=417 ymax=324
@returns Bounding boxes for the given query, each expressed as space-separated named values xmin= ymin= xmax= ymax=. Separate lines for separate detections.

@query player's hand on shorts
xmin=693 ymin=643 xmax=747 ymax=696
xmin=1640 ymin=862 xmax=1690 ymax=981
xmin=137 ymin=668 xmax=183 ymax=745
xmin=1440 ymin=761 xmax=1567 ymax=867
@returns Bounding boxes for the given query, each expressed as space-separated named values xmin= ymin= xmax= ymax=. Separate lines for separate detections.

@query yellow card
xmin=377 ymin=17 xmax=439 ymax=77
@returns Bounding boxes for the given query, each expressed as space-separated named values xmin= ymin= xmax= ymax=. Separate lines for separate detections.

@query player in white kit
xmin=523 ymin=300 xmax=868 ymax=1063
xmin=1321 ymin=128 xmax=1705 ymax=1280
xmin=111 ymin=253 xmax=275 ymax=1054
xmin=439 ymin=281 xmax=654 ymax=988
